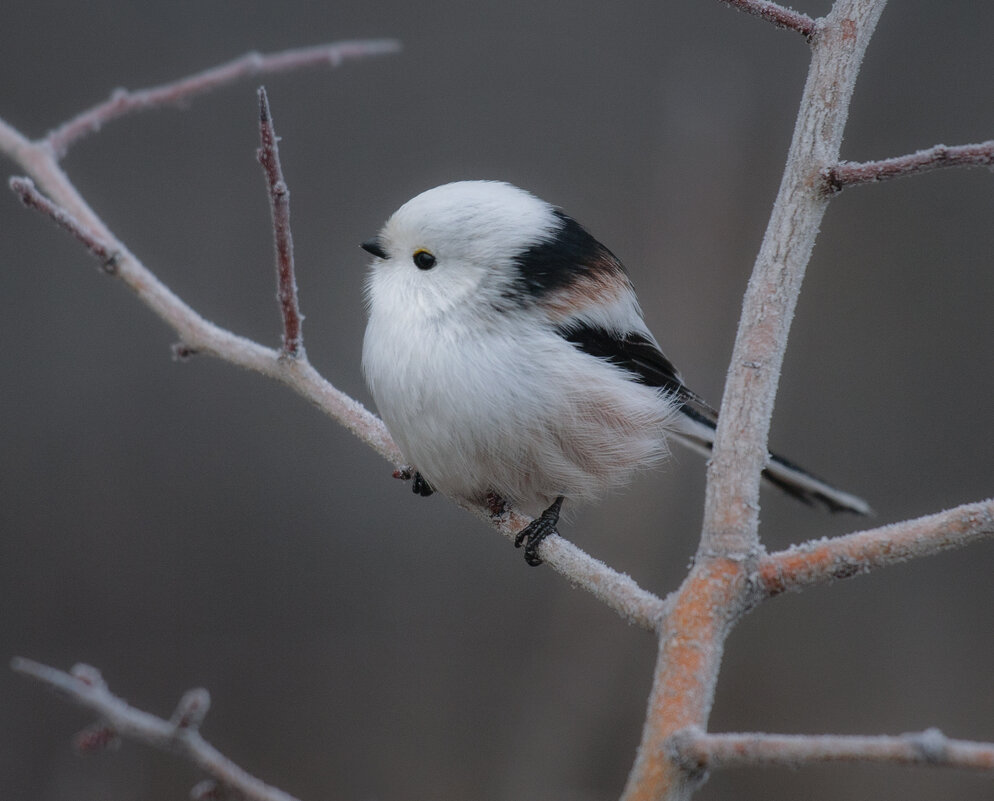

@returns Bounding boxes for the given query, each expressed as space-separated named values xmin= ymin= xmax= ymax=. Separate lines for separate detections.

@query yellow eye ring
xmin=413 ymin=249 xmax=437 ymax=270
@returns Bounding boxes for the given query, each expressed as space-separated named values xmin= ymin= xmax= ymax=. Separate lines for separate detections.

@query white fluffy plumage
xmin=361 ymin=181 xmax=868 ymax=559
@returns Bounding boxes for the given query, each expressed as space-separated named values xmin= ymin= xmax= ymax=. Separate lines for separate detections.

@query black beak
xmin=360 ymin=238 xmax=388 ymax=259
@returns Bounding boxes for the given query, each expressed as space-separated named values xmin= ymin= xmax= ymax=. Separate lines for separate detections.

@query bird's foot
xmin=411 ymin=472 xmax=434 ymax=497
xmin=513 ymin=496 xmax=564 ymax=567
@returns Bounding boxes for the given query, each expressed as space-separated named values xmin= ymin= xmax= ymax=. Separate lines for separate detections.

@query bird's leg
xmin=513 ymin=496 xmax=564 ymax=567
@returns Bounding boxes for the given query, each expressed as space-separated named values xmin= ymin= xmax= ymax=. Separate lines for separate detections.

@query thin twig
xmin=823 ymin=140 xmax=994 ymax=193
xmin=6 ymin=22 xmax=994 ymax=801
xmin=11 ymin=658 xmax=304 ymax=801
xmin=759 ymin=498 xmax=994 ymax=596
xmin=9 ymin=177 xmax=119 ymax=272
xmin=715 ymin=0 xmax=817 ymax=39
xmin=45 ymin=40 xmax=400 ymax=157
xmin=670 ymin=727 xmax=994 ymax=773
xmin=7 ymin=155 xmax=665 ymax=630
xmin=257 ymin=87 xmax=303 ymax=359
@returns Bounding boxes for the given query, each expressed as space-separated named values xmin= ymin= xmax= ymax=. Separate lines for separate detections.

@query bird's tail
xmin=672 ymin=407 xmax=871 ymax=516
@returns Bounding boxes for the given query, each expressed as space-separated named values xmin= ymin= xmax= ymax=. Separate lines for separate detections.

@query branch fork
xmin=11 ymin=659 xmax=303 ymax=801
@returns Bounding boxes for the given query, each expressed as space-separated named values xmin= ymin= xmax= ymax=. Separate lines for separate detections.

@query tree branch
xmin=9 ymin=176 xmax=119 ymax=272
xmin=622 ymin=4 xmax=890 ymax=799
xmin=6 ymin=18 xmax=994 ymax=801
xmin=11 ymin=659 xmax=304 ymax=801
xmin=700 ymin=1 xmax=885 ymax=558
xmin=715 ymin=0 xmax=817 ymax=39
xmin=44 ymin=40 xmax=400 ymax=157
xmin=823 ymin=140 xmax=994 ymax=193
xmin=669 ymin=727 xmax=994 ymax=773
xmin=483 ymin=502 xmax=671 ymax=629
xmin=8 ymin=169 xmax=666 ymax=629
xmin=2 ymin=47 xmax=667 ymax=631
xmin=759 ymin=498 xmax=994 ymax=596
xmin=256 ymin=87 xmax=303 ymax=359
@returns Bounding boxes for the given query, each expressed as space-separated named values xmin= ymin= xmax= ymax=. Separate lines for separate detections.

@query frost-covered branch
xmin=700 ymin=0 xmax=885 ymax=557
xmin=256 ymin=86 xmax=303 ymax=359
xmin=759 ymin=498 xmax=994 ymax=596
xmin=45 ymin=40 xmax=400 ymax=157
xmin=715 ymin=0 xmax=816 ymax=38
xmin=8 ymin=166 xmax=397 ymax=460
xmin=823 ymin=140 xmax=994 ymax=193
xmin=10 ymin=176 xmax=119 ymax=271
xmin=1 ymin=47 xmax=665 ymax=631
xmin=7 ymin=177 xmax=665 ymax=631
xmin=622 ymin=3 xmax=890 ymax=800
xmin=481 ymin=502 xmax=670 ymax=629
xmin=6 ymin=15 xmax=994 ymax=801
xmin=11 ymin=659 xmax=303 ymax=801
xmin=669 ymin=727 xmax=994 ymax=773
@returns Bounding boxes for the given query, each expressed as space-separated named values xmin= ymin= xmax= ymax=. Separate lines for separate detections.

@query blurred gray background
xmin=2 ymin=1 xmax=992 ymax=799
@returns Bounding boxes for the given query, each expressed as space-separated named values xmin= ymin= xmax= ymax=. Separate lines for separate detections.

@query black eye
xmin=413 ymin=250 xmax=436 ymax=270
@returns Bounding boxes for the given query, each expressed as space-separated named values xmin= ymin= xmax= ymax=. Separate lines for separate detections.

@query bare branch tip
xmin=254 ymin=88 xmax=304 ymax=358
xmin=9 ymin=174 xmax=35 ymax=198
xmin=9 ymin=176 xmax=52 ymax=213
xmin=8 ymin=178 xmax=121 ymax=268
xmin=70 ymin=663 xmax=108 ymax=689
xmin=10 ymin=655 xmax=37 ymax=676
xmin=172 ymin=687 xmax=212 ymax=730
xmin=257 ymin=85 xmax=272 ymax=121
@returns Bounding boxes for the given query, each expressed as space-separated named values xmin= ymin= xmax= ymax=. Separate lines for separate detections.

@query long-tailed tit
xmin=361 ymin=181 xmax=869 ymax=565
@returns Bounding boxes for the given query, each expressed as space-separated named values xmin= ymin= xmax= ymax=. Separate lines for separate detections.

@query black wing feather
xmin=558 ymin=322 xmax=867 ymax=513
xmin=558 ymin=323 xmax=718 ymax=426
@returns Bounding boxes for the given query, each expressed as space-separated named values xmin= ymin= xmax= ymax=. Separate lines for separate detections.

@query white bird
xmin=361 ymin=181 xmax=869 ymax=565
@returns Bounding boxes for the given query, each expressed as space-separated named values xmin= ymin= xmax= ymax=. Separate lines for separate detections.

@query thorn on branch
xmin=9 ymin=177 xmax=120 ymax=271
xmin=256 ymin=87 xmax=304 ymax=360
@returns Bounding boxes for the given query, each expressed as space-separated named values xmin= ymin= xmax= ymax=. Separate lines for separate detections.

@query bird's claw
xmin=411 ymin=472 xmax=434 ymax=497
xmin=513 ymin=497 xmax=564 ymax=566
